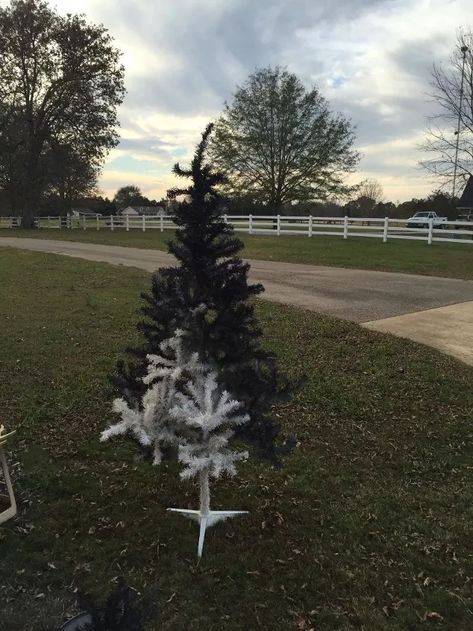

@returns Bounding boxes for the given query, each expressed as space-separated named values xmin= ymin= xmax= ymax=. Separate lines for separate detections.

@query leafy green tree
xmin=374 ymin=201 xmax=396 ymax=217
xmin=223 ymin=193 xmax=268 ymax=216
xmin=0 ymin=0 xmax=125 ymax=227
xmin=113 ymin=185 xmax=148 ymax=209
xmin=44 ymin=144 xmax=97 ymax=212
xmin=393 ymin=190 xmax=459 ymax=219
xmin=212 ymin=66 xmax=359 ymax=212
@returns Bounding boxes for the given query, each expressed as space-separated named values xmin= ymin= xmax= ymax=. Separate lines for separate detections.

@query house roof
xmin=458 ymin=176 xmax=473 ymax=209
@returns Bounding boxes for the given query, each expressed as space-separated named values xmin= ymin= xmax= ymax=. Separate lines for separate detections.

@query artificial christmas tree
xmin=102 ymin=331 xmax=251 ymax=556
xmin=104 ymin=124 xmax=294 ymax=554
xmin=168 ymin=362 xmax=251 ymax=557
xmin=112 ymin=124 xmax=292 ymax=462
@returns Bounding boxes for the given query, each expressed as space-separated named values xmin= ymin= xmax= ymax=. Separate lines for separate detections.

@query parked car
xmin=406 ymin=211 xmax=448 ymax=229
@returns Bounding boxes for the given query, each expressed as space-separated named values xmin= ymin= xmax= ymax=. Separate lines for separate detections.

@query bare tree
xmin=357 ymin=178 xmax=384 ymax=203
xmin=345 ymin=178 xmax=384 ymax=218
xmin=421 ymin=31 xmax=473 ymax=193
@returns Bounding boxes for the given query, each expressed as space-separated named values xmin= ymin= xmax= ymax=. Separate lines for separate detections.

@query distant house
xmin=458 ymin=176 xmax=473 ymax=210
xmin=119 ymin=206 xmax=165 ymax=217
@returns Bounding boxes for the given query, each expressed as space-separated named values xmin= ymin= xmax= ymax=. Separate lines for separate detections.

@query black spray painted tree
xmin=112 ymin=124 xmax=293 ymax=463
xmin=0 ymin=0 xmax=125 ymax=226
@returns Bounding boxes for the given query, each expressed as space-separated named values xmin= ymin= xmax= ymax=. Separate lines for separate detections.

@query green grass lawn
xmin=1 ymin=247 xmax=473 ymax=630
xmin=2 ymin=226 xmax=473 ymax=279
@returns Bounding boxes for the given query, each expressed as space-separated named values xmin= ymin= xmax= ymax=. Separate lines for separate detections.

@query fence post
xmin=249 ymin=214 xmax=253 ymax=235
xmin=126 ymin=214 xmax=129 ymax=231
xmin=383 ymin=216 xmax=388 ymax=243
xmin=96 ymin=214 xmax=100 ymax=231
xmin=83 ymin=215 xmax=86 ymax=231
xmin=308 ymin=215 xmax=313 ymax=237
xmin=223 ymin=214 xmax=228 ymax=224
xmin=110 ymin=215 xmax=114 ymax=231
xmin=343 ymin=216 xmax=348 ymax=239
xmin=142 ymin=215 xmax=146 ymax=232
xmin=160 ymin=214 xmax=164 ymax=232
xmin=58 ymin=216 xmax=62 ymax=229
xmin=277 ymin=214 xmax=281 ymax=236
xmin=47 ymin=216 xmax=50 ymax=229
xmin=428 ymin=218 xmax=433 ymax=245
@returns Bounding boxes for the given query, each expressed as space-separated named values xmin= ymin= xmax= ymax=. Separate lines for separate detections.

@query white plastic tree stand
xmin=167 ymin=468 xmax=247 ymax=558
xmin=0 ymin=426 xmax=17 ymax=525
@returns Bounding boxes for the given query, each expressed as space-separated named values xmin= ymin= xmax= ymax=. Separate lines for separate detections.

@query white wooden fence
xmin=1 ymin=214 xmax=472 ymax=245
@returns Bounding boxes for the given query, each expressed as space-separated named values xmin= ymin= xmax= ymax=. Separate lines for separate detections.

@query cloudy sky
xmin=43 ymin=0 xmax=472 ymax=201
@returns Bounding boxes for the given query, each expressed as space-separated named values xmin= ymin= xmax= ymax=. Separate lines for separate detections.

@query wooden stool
xmin=0 ymin=425 xmax=17 ymax=525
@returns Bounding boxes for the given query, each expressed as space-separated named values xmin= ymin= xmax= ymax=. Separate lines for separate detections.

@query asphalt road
xmin=2 ymin=237 xmax=473 ymax=323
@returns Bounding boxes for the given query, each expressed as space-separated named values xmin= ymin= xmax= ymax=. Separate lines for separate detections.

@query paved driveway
xmin=2 ymin=237 xmax=473 ymax=365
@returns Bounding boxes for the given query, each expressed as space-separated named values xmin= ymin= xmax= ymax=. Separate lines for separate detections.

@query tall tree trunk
xmin=20 ymin=147 xmax=41 ymax=229
xmin=20 ymin=180 xmax=39 ymax=229
xmin=20 ymin=205 xmax=37 ymax=229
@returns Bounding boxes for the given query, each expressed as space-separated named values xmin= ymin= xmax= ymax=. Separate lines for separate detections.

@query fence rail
xmin=1 ymin=214 xmax=472 ymax=245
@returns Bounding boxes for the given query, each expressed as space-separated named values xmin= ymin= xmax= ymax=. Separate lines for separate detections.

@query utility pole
xmin=452 ymin=44 xmax=469 ymax=198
